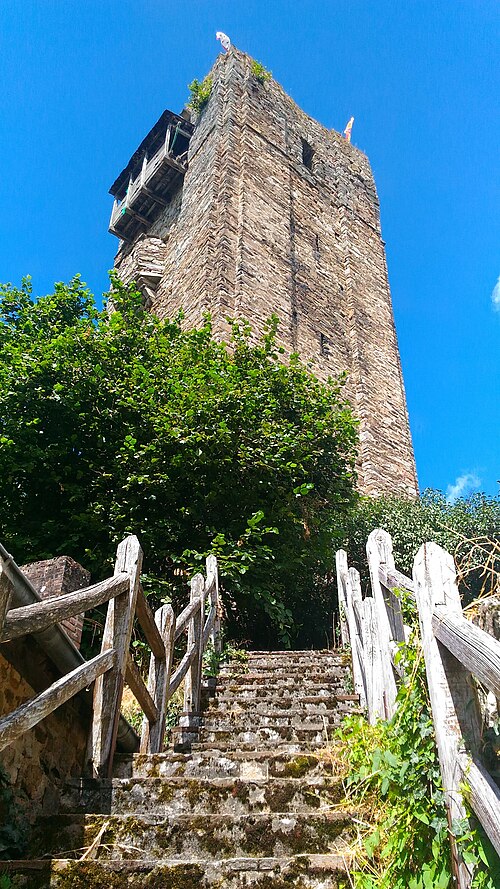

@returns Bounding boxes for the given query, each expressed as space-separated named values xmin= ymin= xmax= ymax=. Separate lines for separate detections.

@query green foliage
xmin=203 ymin=638 xmax=248 ymax=678
xmin=0 ymin=876 xmax=12 ymax=889
xmin=187 ymin=76 xmax=212 ymax=113
xmin=337 ymin=641 xmax=499 ymax=888
xmin=250 ymin=59 xmax=272 ymax=83
xmin=0 ymin=276 xmax=357 ymax=647
xmin=343 ymin=490 xmax=500 ymax=603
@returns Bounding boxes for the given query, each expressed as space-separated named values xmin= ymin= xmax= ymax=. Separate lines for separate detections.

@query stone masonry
xmin=21 ymin=556 xmax=90 ymax=649
xmin=114 ymin=48 xmax=418 ymax=498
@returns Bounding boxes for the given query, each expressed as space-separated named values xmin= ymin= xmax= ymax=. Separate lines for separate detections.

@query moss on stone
xmin=280 ymin=756 xmax=318 ymax=779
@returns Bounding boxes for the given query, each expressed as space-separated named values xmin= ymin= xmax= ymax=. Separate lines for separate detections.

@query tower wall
xmin=115 ymin=49 xmax=417 ymax=497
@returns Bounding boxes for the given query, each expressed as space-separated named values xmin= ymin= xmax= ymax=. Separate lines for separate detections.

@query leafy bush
xmin=187 ymin=76 xmax=212 ymax=113
xmin=342 ymin=490 xmax=500 ymax=604
xmin=0 ymin=276 xmax=357 ymax=647
xmin=250 ymin=60 xmax=272 ymax=84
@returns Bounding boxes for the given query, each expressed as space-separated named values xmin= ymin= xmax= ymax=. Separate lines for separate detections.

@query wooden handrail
xmin=0 ymin=649 xmax=115 ymax=753
xmin=135 ymin=583 xmax=165 ymax=659
xmin=125 ymin=655 xmax=158 ymax=725
xmin=459 ymin=756 xmax=500 ymax=859
xmin=0 ymin=573 xmax=130 ymax=642
xmin=432 ymin=607 xmax=500 ymax=699
xmin=169 ymin=642 xmax=197 ymax=698
xmin=337 ymin=530 xmax=500 ymax=888
xmin=201 ymin=605 xmax=217 ymax=649
xmin=378 ymin=565 xmax=415 ymax=598
xmin=174 ymin=596 xmax=202 ymax=640
xmin=0 ymin=534 xmax=221 ymax=775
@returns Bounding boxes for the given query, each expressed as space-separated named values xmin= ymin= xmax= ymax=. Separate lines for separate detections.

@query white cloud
xmin=492 ymin=276 xmax=500 ymax=312
xmin=446 ymin=472 xmax=481 ymax=503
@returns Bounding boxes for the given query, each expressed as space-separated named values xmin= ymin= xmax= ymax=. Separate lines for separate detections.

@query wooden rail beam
xmin=1 ymin=574 xmax=129 ymax=642
xmin=174 ymin=597 xmax=202 ymax=640
xmin=432 ymin=608 xmax=500 ymax=700
xmin=0 ymin=649 xmax=115 ymax=753
xmin=135 ymin=585 xmax=165 ymax=660
xmin=125 ymin=655 xmax=158 ymax=725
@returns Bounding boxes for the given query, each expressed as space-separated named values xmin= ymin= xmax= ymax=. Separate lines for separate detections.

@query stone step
xmin=217 ymin=670 xmax=348 ymax=683
xmin=192 ymin=741 xmax=327 ymax=754
xmin=60 ymin=775 xmax=344 ymax=816
xmin=213 ymin=682 xmax=349 ymax=699
xmin=249 ymin=649 xmax=346 ymax=658
xmin=2 ymin=853 xmax=352 ymax=888
xmin=199 ymin=723 xmax=338 ymax=747
xmin=200 ymin=711 xmax=344 ymax=731
xmin=30 ymin=811 xmax=356 ymax=862
xmin=114 ymin=751 xmax=337 ymax=781
xmin=221 ymin=660 xmax=348 ymax=672
xmin=212 ymin=694 xmax=358 ymax=711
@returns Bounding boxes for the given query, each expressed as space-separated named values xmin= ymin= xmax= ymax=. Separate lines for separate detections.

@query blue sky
xmin=1 ymin=1 xmax=498 ymax=498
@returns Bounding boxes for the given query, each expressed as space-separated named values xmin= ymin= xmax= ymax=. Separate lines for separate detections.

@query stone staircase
xmin=6 ymin=649 xmax=360 ymax=888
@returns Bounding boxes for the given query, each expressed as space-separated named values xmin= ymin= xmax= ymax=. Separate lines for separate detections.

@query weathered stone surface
xmin=0 ymin=642 xmax=89 ymax=856
xmin=114 ymin=48 xmax=417 ymax=497
xmin=5 ymin=854 xmax=352 ymax=888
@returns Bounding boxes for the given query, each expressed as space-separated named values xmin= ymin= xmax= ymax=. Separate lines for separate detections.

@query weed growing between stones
xmin=250 ymin=60 xmax=272 ymax=83
xmin=187 ymin=77 xmax=212 ymax=114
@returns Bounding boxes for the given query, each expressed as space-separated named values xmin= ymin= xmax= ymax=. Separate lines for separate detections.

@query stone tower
xmin=109 ymin=48 xmax=417 ymax=497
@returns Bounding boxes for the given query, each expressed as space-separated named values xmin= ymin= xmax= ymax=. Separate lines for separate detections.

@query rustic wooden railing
xmin=0 ymin=535 xmax=220 ymax=780
xmin=336 ymin=529 xmax=500 ymax=888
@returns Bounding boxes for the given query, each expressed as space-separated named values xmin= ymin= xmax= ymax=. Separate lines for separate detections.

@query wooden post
xmin=335 ymin=552 xmax=366 ymax=705
xmin=335 ymin=550 xmax=350 ymax=647
xmin=206 ymin=554 xmax=221 ymax=655
xmin=141 ymin=604 xmax=175 ymax=754
xmin=413 ymin=542 xmax=482 ymax=889
xmin=366 ymin=530 xmax=398 ymax=718
xmin=183 ymin=573 xmax=205 ymax=724
xmin=348 ymin=567 xmax=368 ymax=709
xmin=164 ymin=124 xmax=172 ymax=157
xmin=140 ymin=154 xmax=148 ymax=186
xmin=87 ymin=535 xmax=143 ymax=779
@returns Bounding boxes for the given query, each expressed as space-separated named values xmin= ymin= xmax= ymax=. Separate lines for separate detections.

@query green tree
xmin=0 ymin=276 xmax=358 ymax=646
xmin=343 ymin=490 xmax=500 ymax=604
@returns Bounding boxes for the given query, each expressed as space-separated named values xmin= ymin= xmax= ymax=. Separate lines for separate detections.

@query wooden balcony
xmin=109 ymin=110 xmax=193 ymax=243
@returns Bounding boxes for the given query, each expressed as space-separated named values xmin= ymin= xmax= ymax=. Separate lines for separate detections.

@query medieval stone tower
xmin=108 ymin=48 xmax=418 ymax=497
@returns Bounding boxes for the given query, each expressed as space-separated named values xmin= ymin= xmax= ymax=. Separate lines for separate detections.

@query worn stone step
xmin=220 ymin=660 xmax=348 ymax=673
xmin=229 ymin=651 xmax=350 ymax=669
xmin=192 ymin=741 xmax=326 ymax=754
xmin=212 ymin=694 xmax=358 ymax=711
xmin=199 ymin=723 xmax=338 ymax=747
xmin=60 ymin=775 xmax=345 ymax=816
xmin=214 ymin=682 xmax=349 ymax=699
xmin=202 ymin=709 xmax=342 ymax=729
xmin=3 ymin=853 xmax=352 ymax=888
xmin=249 ymin=649 xmax=346 ymax=658
xmin=114 ymin=750 xmax=338 ymax=781
xmin=217 ymin=670 xmax=347 ymax=684
xmin=30 ymin=811 xmax=356 ymax=861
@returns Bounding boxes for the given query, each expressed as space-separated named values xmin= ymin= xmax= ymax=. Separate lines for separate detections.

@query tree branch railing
xmin=336 ymin=530 xmax=500 ymax=888
xmin=0 ymin=536 xmax=221 ymax=780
